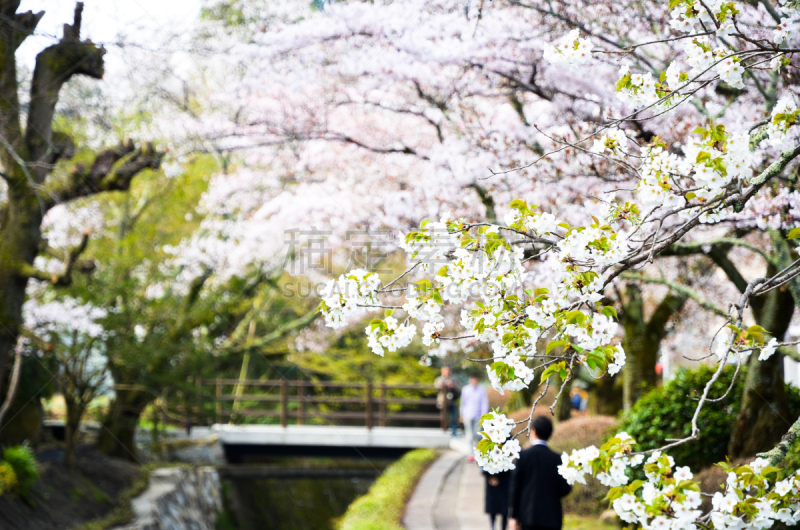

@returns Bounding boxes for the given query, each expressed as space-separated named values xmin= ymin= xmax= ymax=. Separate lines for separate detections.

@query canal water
xmin=219 ymin=458 xmax=393 ymax=529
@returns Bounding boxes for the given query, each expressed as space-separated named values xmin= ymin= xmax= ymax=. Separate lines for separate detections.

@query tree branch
xmin=236 ymin=309 xmax=320 ymax=352
xmin=0 ymin=343 xmax=21 ymax=429
xmin=26 ymin=2 xmax=105 ymax=172
xmin=759 ymin=413 xmax=800 ymax=465
xmin=17 ymin=230 xmax=89 ymax=285
xmin=45 ymin=140 xmax=163 ymax=207
xmin=0 ymin=4 xmax=45 ymax=181
xmin=621 ymin=273 xmax=729 ymax=318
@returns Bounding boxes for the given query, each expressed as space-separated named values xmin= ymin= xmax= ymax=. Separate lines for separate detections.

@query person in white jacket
xmin=460 ymin=374 xmax=489 ymax=459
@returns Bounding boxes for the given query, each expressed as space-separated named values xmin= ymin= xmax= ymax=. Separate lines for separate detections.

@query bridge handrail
xmin=196 ymin=378 xmax=446 ymax=430
xmin=197 ymin=379 xmax=437 ymax=390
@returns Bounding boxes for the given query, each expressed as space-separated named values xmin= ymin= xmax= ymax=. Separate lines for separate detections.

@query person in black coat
xmin=483 ymin=468 xmax=511 ymax=530
xmin=508 ymin=416 xmax=572 ymax=530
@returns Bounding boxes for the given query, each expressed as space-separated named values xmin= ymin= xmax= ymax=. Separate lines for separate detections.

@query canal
xmin=218 ymin=457 xmax=394 ymax=529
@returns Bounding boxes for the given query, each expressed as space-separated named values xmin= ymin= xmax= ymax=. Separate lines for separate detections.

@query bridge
xmin=184 ymin=379 xmax=454 ymax=462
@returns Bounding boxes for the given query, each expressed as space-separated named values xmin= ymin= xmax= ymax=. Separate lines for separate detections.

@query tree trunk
xmin=589 ymin=373 xmax=623 ymax=415
xmin=64 ymin=395 xmax=84 ymax=469
xmin=555 ymin=375 xmax=572 ymax=421
xmin=622 ymin=285 xmax=686 ymax=411
xmin=0 ymin=189 xmax=44 ymax=384
xmin=729 ymin=267 xmax=794 ymax=457
xmin=96 ymin=387 xmax=151 ymax=462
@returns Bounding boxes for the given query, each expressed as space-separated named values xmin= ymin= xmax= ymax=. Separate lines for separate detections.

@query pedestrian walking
xmin=434 ymin=366 xmax=461 ymax=436
xmin=508 ymin=416 xmax=571 ymax=530
xmin=461 ymin=374 xmax=489 ymax=457
xmin=484 ymin=468 xmax=511 ymax=530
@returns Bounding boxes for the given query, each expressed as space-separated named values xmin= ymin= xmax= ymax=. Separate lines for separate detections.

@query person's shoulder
xmin=522 ymin=444 xmax=559 ymax=458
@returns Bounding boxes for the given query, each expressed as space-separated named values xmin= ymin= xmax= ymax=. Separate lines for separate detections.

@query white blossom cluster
xmin=503 ymin=210 xmax=559 ymax=238
xmin=616 ymin=64 xmax=660 ymax=109
xmin=542 ymin=29 xmax=592 ymax=69
xmin=319 ymin=269 xmax=381 ymax=328
xmin=365 ymin=316 xmax=417 ymax=357
xmin=767 ymin=96 xmax=800 ymax=149
xmin=399 ymin=216 xmax=460 ymax=271
xmin=475 ymin=438 xmax=522 ymax=474
xmin=707 ymin=457 xmax=800 ymax=528
xmin=421 ymin=321 xmax=444 ymax=346
xmin=760 ymin=337 xmax=779 ymax=361
xmin=436 ymin=245 xmax=526 ymax=304
xmin=557 ymin=430 xmax=800 ymax=529
xmin=635 ymin=128 xmax=753 ymax=226
xmin=669 ymin=0 xmax=736 ymax=37
xmin=590 ymin=129 xmax=628 ymax=155
xmin=23 ymin=298 xmax=108 ymax=341
xmin=474 ymin=411 xmax=521 ymax=473
xmin=775 ymin=1 xmax=800 ymax=43
xmin=486 ymin=353 xmax=535 ymax=394
xmin=403 ymin=296 xmax=442 ymax=322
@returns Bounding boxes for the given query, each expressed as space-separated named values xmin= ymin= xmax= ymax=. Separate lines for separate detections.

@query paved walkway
xmin=404 ymin=449 xmax=491 ymax=530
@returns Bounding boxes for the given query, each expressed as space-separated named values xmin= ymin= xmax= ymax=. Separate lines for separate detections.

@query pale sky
xmin=17 ymin=0 xmax=203 ymax=76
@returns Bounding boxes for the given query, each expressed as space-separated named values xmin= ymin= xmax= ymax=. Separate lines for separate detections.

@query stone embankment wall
xmin=118 ymin=467 xmax=221 ymax=530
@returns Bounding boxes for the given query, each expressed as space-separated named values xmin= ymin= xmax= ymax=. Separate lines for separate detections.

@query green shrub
xmin=620 ymin=365 xmax=800 ymax=471
xmin=3 ymin=445 xmax=39 ymax=496
xmin=337 ymin=448 xmax=437 ymax=530
xmin=0 ymin=462 xmax=18 ymax=495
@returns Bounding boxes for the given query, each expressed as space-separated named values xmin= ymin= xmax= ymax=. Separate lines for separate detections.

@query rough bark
xmin=588 ymin=373 xmax=623 ymax=415
xmin=0 ymin=3 xmax=160 ymax=441
xmin=621 ymin=284 xmax=687 ymax=411
xmin=555 ymin=375 xmax=572 ymax=421
xmin=729 ymin=279 xmax=794 ymax=457
xmin=63 ymin=395 xmax=84 ymax=469
xmin=96 ymin=386 xmax=152 ymax=462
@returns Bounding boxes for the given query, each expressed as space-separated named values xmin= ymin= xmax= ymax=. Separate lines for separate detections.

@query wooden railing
xmin=199 ymin=379 xmax=445 ymax=429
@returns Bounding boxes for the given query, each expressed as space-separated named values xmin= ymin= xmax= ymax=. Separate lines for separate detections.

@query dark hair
xmin=469 ymin=374 xmax=479 ymax=379
xmin=531 ymin=416 xmax=553 ymax=441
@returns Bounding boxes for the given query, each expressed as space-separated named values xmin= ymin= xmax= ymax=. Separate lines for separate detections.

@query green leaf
xmin=787 ymin=227 xmax=800 ymax=239
xmin=476 ymin=438 xmax=493 ymax=455
xmin=540 ymin=364 xmax=559 ymax=382
xmin=604 ymin=487 xmax=624 ymax=503
xmin=433 ymin=290 xmax=444 ymax=305
xmin=416 ymin=278 xmax=432 ymax=292
xmin=565 ymin=310 xmax=586 ymax=325
xmin=384 ymin=309 xmax=394 ymax=317
xmin=685 ymin=192 xmax=696 ymax=200
xmin=601 ymin=306 xmax=618 ymax=320
xmin=546 ymin=340 xmax=568 ymax=354
xmin=509 ymin=199 xmax=526 ymax=209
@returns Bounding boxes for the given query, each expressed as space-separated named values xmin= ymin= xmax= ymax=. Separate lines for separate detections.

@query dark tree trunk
xmin=589 ymin=374 xmax=623 ymax=415
xmin=96 ymin=388 xmax=151 ymax=462
xmin=555 ymin=375 xmax=572 ymax=421
xmin=621 ymin=285 xmax=686 ymax=411
xmin=63 ymin=395 xmax=84 ymax=469
xmin=729 ymin=267 xmax=794 ymax=457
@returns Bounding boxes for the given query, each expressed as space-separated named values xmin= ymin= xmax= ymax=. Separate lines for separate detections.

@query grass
xmin=336 ymin=448 xmax=438 ymax=530
xmin=564 ymin=514 xmax=618 ymax=529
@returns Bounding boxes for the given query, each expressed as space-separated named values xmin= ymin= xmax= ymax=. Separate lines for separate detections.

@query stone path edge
xmin=403 ymin=450 xmax=463 ymax=530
